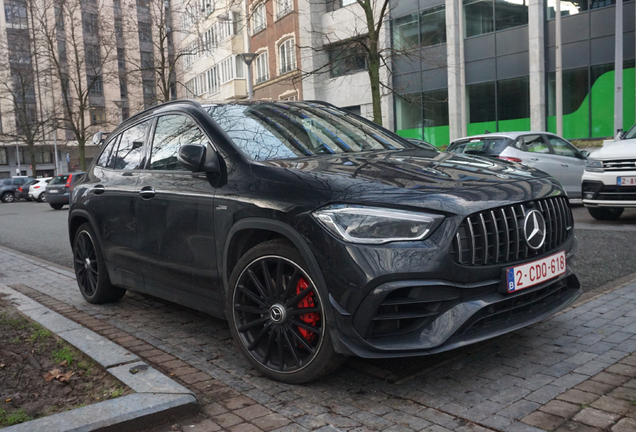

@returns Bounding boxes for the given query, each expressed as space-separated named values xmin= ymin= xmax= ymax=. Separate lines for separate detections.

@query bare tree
xmin=0 ymin=0 xmax=52 ymax=176
xmin=32 ymin=0 xmax=118 ymax=170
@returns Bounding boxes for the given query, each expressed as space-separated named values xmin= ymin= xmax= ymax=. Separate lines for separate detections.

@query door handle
xmin=93 ymin=184 xmax=105 ymax=195
xmin=139 ymin=186 xmax=155 ymax=199
xmin=529 ymin=158 xmax=539 ymax=161
xmin=561 ymin=163 xmax=569 ymax=167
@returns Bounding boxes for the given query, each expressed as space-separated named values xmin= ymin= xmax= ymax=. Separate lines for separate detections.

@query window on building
xmin=141 ymin=51 xmax=154 ymax=70
xmin=206 ymin=66 xmax=219 ymax=94
xmin=90 ymin=107 xmax=106 ymax=125
xmin=137 ymin=0 xmax=150 ymax=8
xmin=88 ymin=75 xmax=103 ymax=95
xmin=120 ymin=77 xmax=128 ymax=98
xmin=278 ymin=39 xmax=295 ymax=75
xmin=420 ymin=5 xmax=446 ymax=46
xmin=276 ymin=0 xmax=292 ymax=19
xmin=150 ymin=114 xmax=210 ymax=170
xmin=464 ymin=0 xmax=493 ymax=37
xmin=54 ymin=6 xmax=64 ymax=31
xmin=115 ymin=17 xmax=123 ymax=37
xmin=117 ymin=48 xmax=125 ymax=70
xmin=255 ymin=52 xmax=269 ymax=84
xmin=497 ymin=76 xmax=529 ymax=121
xmin=422 ymin=88 xmax=449 ymax=127
xmin=467 ymin=81 xmax=496 ymax=123
xmin=327 ymin=41 xmax=367 ymax=77
xmin=85 ymin=44 xmax=101 ymax=68
xmin=5 ymin=0 xmax=28 ymax=29
xmin=393 ymin=14 xmax=419 ymax=51
xmin=395 ymin=95 xmax=423 ymax=132
xmin=0 ymin=148 xmax=7 ymax=165
xmin=204 ymin=26 xmax=216 ymax=53
xmin=82 ymin=12 xmax=98 ymax=34
xmin=143 ymin=79 xmax=156 ymax=105
xmin=280 ymin=92 xmax=298 ymax=101
xmin=58 ymin=40 xmax=67 ymax=63
xmin=252 ymin=3 xmax=266 ymax=34
xmin=122 ymin=106 xmax=130 ymax=120
xmin=139 ymin=22 xmax=152 ymax=43
xmin=546 ymin=0 xmax=586 ymax=19
xmin=494 ymin=0 xmax=528 ymax=31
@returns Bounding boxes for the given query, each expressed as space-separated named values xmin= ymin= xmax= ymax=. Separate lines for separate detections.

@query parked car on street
xmin=0 ymin=176 xmax=35 ymax=203
xmin=46 ymin=172 xmax=85 ymax=209
xmin=447 ymin=132 xmax=588 ymax=198
xmin=69 ymin=100 xmax=581 ymax=383
xmin=16 ymin=179 xmax=38 ymax=201
xmin=28 ymin=177 xmax=52 ymax=202
xmin=582 ymin=124 xmax=636 ymax=220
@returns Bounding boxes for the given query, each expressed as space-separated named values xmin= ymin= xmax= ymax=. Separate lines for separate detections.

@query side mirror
xmin=92 ymin=131 xmax=106 ymax=146
xmin=177 ymin=144 xmax=220 ymax=173
xmin=581 ymin=150 xmax=590 ymax=158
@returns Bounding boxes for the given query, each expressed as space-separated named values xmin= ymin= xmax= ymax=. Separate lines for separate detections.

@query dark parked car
xmin=69 ymin=100 xmax=580 ymax=383
xmin=1 ymin=177 xmax=34 ymax=203
xmin=16 ymin=179 xmax=38 ymax=201
xmin=46 ymin=172 xmax=85 ymax=209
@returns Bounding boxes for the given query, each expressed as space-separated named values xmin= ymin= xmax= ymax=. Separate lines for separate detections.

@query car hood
xmin=589 ymin=139 xmax=636 ymax=160
xmin=255 ymin=149 xmax=561 ymax=215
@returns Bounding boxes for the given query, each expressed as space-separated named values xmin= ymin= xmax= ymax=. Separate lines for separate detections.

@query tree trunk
xmin=29 ymin=147 xmax=37 ymax=177
xmin=78 ymin=140 xmax=86 ymax=171
xmin=367 ymin=51 xmax=383 ymax=125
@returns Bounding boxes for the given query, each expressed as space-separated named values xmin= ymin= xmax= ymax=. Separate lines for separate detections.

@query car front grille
xmin=596 ymin=186 xmax=636 ymax=201
xmin=449 ymin=196 xmax=573 ymax=266
xmin=603 ymin=160 xmax=636 ymax=171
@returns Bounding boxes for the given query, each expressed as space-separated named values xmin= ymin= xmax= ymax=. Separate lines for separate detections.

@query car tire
xmin=1 ymin=192 xmax=15 ymax=203
xmin=73 ymin=223 xmax=126 ymax=304
xmin=588 ymin=207 xmax=624 ymax=221
xmin=50 ymin=203 xmax=63 ymax=210
xmin=227 ymin=239 xmax=345 ymax=384
xmin=38 ymin=193 xmax=46 ymax=203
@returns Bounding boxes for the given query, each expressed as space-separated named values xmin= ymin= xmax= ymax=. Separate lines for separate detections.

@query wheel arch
xmin=68 ymin=209 xmax=98 ymax=247
xmin=223 ymin=218 xmax=336 ymax=326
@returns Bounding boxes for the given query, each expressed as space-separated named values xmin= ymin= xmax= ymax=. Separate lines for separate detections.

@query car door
xmin=134 ymin=113 xmax=222 ymax=314
xmin=544 ymin=135 xmax=586 ymax=198
xmin=518 ymin=134 xmax=562 ymax=181
xmin=87 ymin=119 xmax=151 ymax=291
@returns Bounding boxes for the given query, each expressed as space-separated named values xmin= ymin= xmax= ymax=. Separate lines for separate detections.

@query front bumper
xmin=582 ymin=171 xmax=636 ymax=208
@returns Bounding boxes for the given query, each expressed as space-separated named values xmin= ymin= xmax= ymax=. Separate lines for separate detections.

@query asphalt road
xmin=0 ymin=200 xmax=635 ymax=293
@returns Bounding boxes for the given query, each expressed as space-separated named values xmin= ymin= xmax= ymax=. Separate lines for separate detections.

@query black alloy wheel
xmin=73 ymin=223 xmax=126 ymax=304
xmin=228 ymin=240 xmax=343 ymax=384
xmin=1 ymin=192 xmax=15 ymax=203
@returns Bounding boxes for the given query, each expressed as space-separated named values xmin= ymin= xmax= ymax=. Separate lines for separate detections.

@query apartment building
xmin=248 ymin=0 xmax=301 ymax=100
xmin=0 ymin=0 xmax=178 ymax=178
xmin=180 ymin=0 xmax=248 ymax=100
xmin=391 ymin=0 xmax=635 ymax=146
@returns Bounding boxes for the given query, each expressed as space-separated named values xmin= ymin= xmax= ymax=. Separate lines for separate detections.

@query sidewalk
xmin=2 ymin=245 xmax=636 ymax=432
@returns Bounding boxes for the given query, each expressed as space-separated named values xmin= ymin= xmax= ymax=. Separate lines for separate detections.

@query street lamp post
xmin=238 ymin=53 xmax=257 ymax=100
xmin=113 ymin=99 xmax=126 ymax=124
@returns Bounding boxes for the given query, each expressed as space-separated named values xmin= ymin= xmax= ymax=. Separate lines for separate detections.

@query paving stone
xmin=591 ymin=372 xmax=631 ymax=386
xmin=609 ymin=385 xmax=636 ymax=401
xmin=416 ymin=408 xmax=461 ymax=429
xmin=539 ymin=399 xmax=582 ymax=419
xmin=556 ymin=389 xmax=600 ymax=405
xmin=179 ymin=419 xmax=222 ymax=431
xmin=251 ymin=413 xmax=292 ymax=431
xmin=220 ymin=395 xmax=256 ymax=410
xmin=212 ymin=412 xmax=244 ymax=428
xmin=606 ymin=363 xmax=636 ymax=377
xmin=479 ymin=414 xmax=513 ymax=430
xmin=574 ymin=379 xmax=616 ymax=395
xmin=463 ymin=400 xmax=506 ymax=422
xmin=422 ymin=426 xmax=452 ymax=432
xmin=235 ymin=404 xmax=274 ymax=421
xmin=590 ymin=395 xmax=634 ymax=415
xmin=526 ymin=385 xmax=564 ymax=404
xmin=497 ymin=400 xmax=541 ymax=420
xmin=350 ymin=411 xmax=394 ymax=430
xmin=202 ymin=402 xmax=228 ymax=416
xmin=572 ymin=408 xmax=621 ymax=429
xmin=489 ymin=386 xmax=532 ymax=405
xmin=383 ymin=411 xmax=432 ymax=430
xmin=294 ymin=415 xmax=327 ymax=430
xmin=316 ymin=413 xmax=360 ymax=429
xmin=520 ymin=411 xmax=566 ymax=431
xmin=612 ymin=417 xmax=636 ymax=432
xmin=228 ymin=423 xmax=264 ymax=432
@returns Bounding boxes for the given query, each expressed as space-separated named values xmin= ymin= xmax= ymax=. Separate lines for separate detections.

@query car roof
xmin=451 ymin=131 xmax=554 ymax=143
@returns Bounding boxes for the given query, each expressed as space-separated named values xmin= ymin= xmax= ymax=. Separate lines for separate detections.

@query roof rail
xmin=301 ymin=100 xmax=338 ymax=108
xmin=122 ymin=99 xmax=204 ymax=125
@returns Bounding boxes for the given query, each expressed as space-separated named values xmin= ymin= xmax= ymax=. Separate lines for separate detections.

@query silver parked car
xmin=447 ymin=132 xmax=589 ymax=198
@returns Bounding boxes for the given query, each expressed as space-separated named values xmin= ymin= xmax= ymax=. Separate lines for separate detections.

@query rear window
xmin=50 ymin=175 xmax=69 ymax=185
xmin=448 ymin=138 xmax=510 ymax=156
xmin=3 ymin=179 xmax=11 ymax=185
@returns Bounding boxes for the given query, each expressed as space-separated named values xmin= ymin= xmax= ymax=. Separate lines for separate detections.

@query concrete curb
xmin=0 ymin=284 xmax=200 ymax=432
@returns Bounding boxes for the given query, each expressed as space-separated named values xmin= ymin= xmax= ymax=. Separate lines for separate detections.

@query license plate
xmin=506 ymin=251 xmax=566 ymax=293
xmin=48 ymin=190 xmax=59 ymax=193
xmin=617 ymin=176 xmax=636 ymax=186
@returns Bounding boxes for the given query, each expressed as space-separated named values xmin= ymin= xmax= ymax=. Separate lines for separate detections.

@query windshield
xmin=50 ymin=175 xmax=69 ymax=185
xmin=206 ymin=102 xmax=416 ymax=161
xmin=448 ymin=138 xmax=510 ymax=156
xmin=625 ymin=124 xmax=636 ymax=140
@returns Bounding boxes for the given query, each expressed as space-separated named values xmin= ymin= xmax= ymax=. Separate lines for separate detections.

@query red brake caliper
xmin=296 ymin=278 xmax=319 ymax=344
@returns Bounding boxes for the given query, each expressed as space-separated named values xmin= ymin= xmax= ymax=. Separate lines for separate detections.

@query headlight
xmin=312 ymin=205 xmax=443 ymax=244
xmin=585 ymin=159 xmax=604 ymax=172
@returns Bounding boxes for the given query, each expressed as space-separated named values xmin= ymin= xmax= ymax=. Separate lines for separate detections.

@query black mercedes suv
xmin=68 ymin=100 xmax=580 ymax=383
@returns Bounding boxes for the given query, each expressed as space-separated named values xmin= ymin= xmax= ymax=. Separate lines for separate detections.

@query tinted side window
xmin=97 ymin=135 xmax=120 ymax=167
xmin=110 ymin=120 xmax=151 ymax=170
xmin=150 ymin=114 xmax=210 ymax=170
xmin=3 ymin=179 xmax=10 ymax=185
xmin=548 ymin=136 xmax=579 ymax=158
xmin=523 ymin=135 xmax=550 ymax=153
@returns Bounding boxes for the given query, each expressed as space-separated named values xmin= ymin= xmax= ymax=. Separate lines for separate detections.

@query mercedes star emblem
xmin=269 ymin=304 xmax=286 ymax=323
xmin=523 ymin=209 xmax=547 ymax=250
